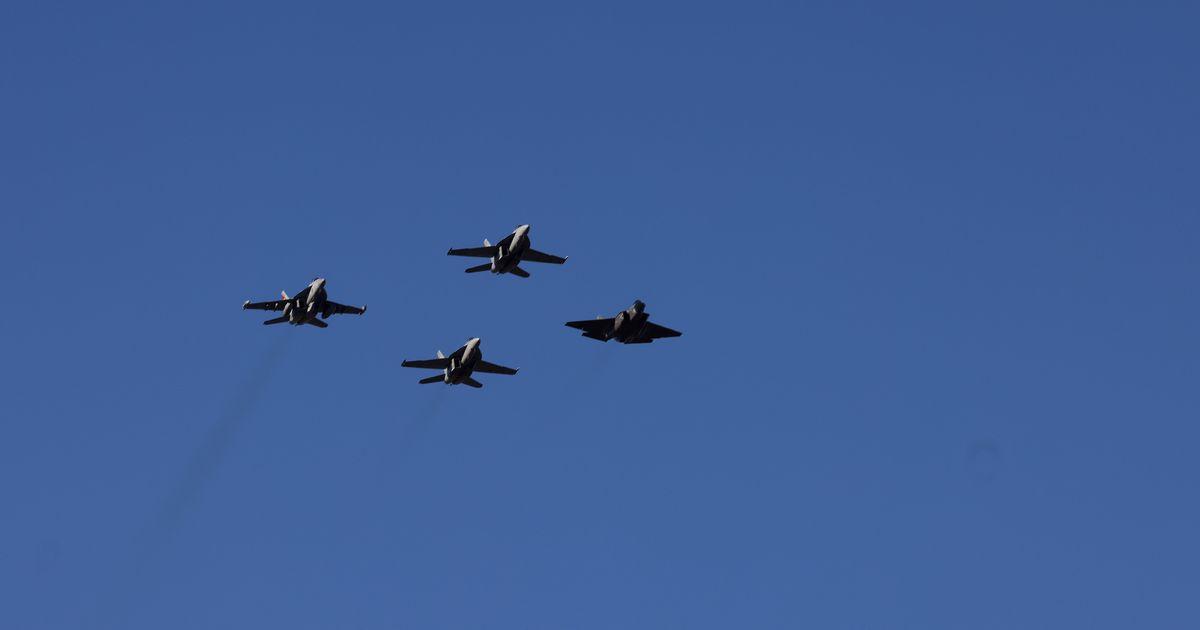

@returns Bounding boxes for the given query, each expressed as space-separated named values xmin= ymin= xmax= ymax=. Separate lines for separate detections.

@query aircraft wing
xmin=474 ymin=360 xmax=518 ymax=375
xmin=522 ymin=248 xmax=567 ymax=265
xmin=243 ymin=299 xmax=289 ymax=311
xmin=566 ymin=318 xmax=613 ymax=335
xmin=642 ymin=321 xmax=682 ymax=339
xmin=324 ymin=301 xmax=366 ymax=317
xmin=447 ymin=245 xmax=499 ymax=258
xmin=402 ymin=358 xmax=451 ymax=370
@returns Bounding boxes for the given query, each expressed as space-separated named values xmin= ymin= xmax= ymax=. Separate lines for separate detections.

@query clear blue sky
xmin=2 ymin=2 xmax=1198 ymax=628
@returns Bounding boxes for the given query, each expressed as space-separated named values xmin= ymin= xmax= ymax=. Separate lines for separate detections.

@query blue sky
xmin=2 ymin=2 xmax=1198 ymax=628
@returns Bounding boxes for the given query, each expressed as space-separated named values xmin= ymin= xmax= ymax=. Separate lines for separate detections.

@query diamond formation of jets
xmin=242 ymin=277 xmax=366 ymax=328
xmin=565 ymin=300 xmax=682 ymax=344
xmin=401 ymin=338 xmax=519 ymax=388
xmin=447 ymin=224 xmax=567 ymax=278
xmin=240 ymin=226 xmax=682 ymax=389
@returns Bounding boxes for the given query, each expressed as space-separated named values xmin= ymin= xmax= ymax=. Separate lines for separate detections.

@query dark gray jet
xmin=401 ymin=337 xmax=518 ymax=388
xmin=447 ymin=224 xmax=567 ymax=278
xmin=565 ymin=300 xmax=682 ymax=344
xmin=242 ymin=277 xmax=366 ymax=328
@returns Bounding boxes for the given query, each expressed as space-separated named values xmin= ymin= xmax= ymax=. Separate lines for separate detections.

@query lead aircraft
xmin=242 ymin=277 xmax=366 ymax=328
xmin=447 ymin=224 xmax=567 ymax=278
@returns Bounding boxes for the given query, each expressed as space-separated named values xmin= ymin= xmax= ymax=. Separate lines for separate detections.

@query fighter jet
xmin=242 ymin=277 xmax=366 ymax=327
xmin=565 ymin=300 xmax=682 ymax=344
xmin=447 ymin=224 xmax=567 ymax=278
xmin=401 ymin=337 xmax=518 ymax=388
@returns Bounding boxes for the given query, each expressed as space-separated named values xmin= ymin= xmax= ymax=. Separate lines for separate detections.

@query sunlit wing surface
xmin=243 ymin=300 xmax=289 ymax=311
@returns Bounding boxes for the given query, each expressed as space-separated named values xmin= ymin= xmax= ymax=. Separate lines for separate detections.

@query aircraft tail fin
xmin=263 ymin=316 xmax=289 ymax=325
xmin=509 ymin=266 xmax=530 ymax=278
xmin=461 ymin=376 xmax=483 ymax=388
xmin=418 ymin=374 xmax=444 ymax=384
xmin=465 ymin=263 xmax=491 ymax=273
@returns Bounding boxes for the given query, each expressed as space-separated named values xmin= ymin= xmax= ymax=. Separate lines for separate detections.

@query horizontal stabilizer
xmin=509 ymin=266 xmax=530 ymax=278
xmin=263 ymin=316 xmax=289 ymax=325
xmin=461 ymin=377 xmax=483 ymax=388
xmin=305 ymin=318 xmax=328 ymax=328
xmin=418 ymin=374 xmax=444 ymax=384
xmin=465 ymin=263 xmax=491 ymax=273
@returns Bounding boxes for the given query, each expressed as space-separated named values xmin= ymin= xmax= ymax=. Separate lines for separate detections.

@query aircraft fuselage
xmin=444 ymin=337 xmax=482 ymax=384
xmin=491 ymin=225 xmax=531 ymax=274
xmin=609 ymin=302 xmax=649 ymax=342
xmin=284 ymin=278 xmax=328 ymax=325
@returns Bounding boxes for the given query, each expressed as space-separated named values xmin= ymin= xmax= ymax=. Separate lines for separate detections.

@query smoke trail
xmin=92 ymin=336 xmax=290 ymax=629
xmin=381 ymin=387 xmax=446 ymax=471
xmin=154 ymin=335 xmax=291 ymax=536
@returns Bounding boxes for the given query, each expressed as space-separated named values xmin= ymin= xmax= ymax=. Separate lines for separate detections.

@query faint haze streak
xmin=94 ymin=336 xmax=291 ymax=629
xmin=374 ymin=388 xmax=446 ymax=482
xmin=966 ymin=438 xmax=1004 ymax=485
xmin=393 ymin=388 xmax=445 ymax=458
xmin=155 ymin=335 xmax=290 ymax=537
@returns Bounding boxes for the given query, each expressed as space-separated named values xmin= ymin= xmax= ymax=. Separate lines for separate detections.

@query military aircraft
xmin=242 ymin=277 xmax=366 ymax=327
xmin=565 ymin=300 xmax=682 ymax=344
xmin=447 ymin=224 xmax=567 ymax=277
xmin=401 ymin=337 xmax=518 ymax=387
